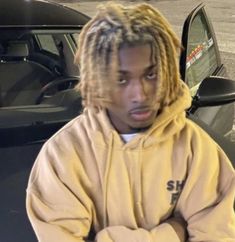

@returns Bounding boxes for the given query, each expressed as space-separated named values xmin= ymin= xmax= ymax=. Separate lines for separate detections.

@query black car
xmin=0 ymin=0 xmax=234 ymax=241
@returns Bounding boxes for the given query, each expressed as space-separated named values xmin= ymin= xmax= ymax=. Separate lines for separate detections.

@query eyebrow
xmin=118 ymin=64 xmax=157 ymax=74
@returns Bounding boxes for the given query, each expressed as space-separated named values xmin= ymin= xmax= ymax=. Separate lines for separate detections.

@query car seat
xmin=0 ymin=41 xmax=55 ymax=107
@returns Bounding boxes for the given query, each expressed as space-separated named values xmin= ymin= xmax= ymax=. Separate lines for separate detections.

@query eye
xmin=117 ymin=78 xmax=128 ymax=85
xmin=146 ymin=71 xmax=157 ymax=80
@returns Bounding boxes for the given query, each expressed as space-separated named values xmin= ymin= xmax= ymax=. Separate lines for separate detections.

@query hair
xmin=75 ymin=2 xmax=184 ymax=110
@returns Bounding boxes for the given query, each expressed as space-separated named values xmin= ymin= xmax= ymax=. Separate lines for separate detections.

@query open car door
xmin=180 ymin=3 xmax=226 ymax=84
xmin=180 ymin=3 xmax=235 ymax=163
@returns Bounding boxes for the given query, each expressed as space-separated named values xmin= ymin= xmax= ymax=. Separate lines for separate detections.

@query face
xmin=106 ymin=44 xmax=159 ymax=134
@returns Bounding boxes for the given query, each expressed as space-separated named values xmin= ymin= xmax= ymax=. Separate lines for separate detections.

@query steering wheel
xmin=35 ymin=76 xmax=79 ymax=104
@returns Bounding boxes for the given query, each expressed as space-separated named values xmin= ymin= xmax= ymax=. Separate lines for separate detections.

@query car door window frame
xmin=180 ymin=3 xmax=222 ymax=85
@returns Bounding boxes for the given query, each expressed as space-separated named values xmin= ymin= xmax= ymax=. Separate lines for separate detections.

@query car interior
xmin=0 ymin=41 xmax=55 ymax=106
xmin=0 ymin=31 xmax=82 ymax=129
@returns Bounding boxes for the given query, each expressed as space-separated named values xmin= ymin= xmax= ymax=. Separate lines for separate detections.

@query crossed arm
xmin=165 ymin=216 xmax=188 ymax=242
xmin=27 ymin=185 xmax=188 ymax=242
xmin=94 ymin=216 xmax=187 ymax=242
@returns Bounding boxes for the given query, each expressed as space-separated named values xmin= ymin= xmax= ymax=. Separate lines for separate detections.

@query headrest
xmin=1 ymin=41 xmax=29 ymax=58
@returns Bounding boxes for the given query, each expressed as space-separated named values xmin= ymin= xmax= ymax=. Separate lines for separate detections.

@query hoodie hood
xmin=83 ymin=80 xmax=191 ymax=149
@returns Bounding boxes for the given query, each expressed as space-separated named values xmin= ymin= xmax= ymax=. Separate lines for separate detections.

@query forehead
xmin=118 ymin=44 xmax=153 ymax=70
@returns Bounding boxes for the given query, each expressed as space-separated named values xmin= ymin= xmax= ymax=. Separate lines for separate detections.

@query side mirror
xmin=192 ymin=76 xmax=235 ymax=107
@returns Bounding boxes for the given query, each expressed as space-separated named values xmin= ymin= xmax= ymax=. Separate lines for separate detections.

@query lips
xmin=129 ymin=108 xmax=153 ymax=121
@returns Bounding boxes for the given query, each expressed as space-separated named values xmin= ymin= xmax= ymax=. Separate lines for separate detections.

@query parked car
xmin=0 ymin=0 xmax=234 ymax=241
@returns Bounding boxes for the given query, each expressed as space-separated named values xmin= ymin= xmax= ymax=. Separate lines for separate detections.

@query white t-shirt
xmin=120 ymin=133 xmax=138 ymax=143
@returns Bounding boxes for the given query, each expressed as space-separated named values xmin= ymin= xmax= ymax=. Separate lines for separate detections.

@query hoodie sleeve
xmin=95 ymin=223 xmax=181 ymax=242
xmin=175 ymin=126 xmax=235 ymax=241
xmin=26 ymin=142 xmax=93 ymax=242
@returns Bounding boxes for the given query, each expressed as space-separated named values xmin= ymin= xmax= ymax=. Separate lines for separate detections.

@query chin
xmin=129 ymin=122 xmax=153 ymax=132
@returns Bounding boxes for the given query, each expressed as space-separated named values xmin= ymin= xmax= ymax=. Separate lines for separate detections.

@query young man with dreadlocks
xmin=26 ymin=2 xmax=235 ymax=242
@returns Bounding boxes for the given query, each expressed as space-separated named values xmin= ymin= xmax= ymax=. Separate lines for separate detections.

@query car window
xmin=36 ymin=34 xmax=60 ymax=56
xmin=185 ymin=11 xmax=218 ymax=96
xmin=72 ymin=33 xmax=79 ymax=43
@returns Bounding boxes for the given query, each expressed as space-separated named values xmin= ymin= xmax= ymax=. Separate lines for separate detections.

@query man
xmin=26 ymin=2 xmax=235 ymax=242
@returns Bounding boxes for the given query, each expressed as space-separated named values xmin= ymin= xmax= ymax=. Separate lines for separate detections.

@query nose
xmin=131 ymin=79 xmax=147 ymax=103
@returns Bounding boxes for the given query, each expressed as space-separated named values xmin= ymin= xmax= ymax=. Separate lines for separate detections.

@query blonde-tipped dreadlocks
xmin=75 ymin=2 xmax=183 ymax=109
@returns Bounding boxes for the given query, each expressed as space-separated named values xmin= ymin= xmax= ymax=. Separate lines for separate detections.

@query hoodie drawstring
xmin=135 ymin=138 xmax=144 ymax=220
xmin=102 ymin=132 xmax=114 ymax=227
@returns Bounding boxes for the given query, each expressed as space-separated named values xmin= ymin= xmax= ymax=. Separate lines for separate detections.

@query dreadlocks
xmin=75 ymin=2 xmax=184 ymax=110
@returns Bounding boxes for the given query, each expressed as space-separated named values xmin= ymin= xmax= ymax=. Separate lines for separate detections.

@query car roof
xmin=0 ymin=0 xmax=90 ymax=29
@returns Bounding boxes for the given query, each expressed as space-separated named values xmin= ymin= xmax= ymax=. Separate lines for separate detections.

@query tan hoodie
xmin=26 ymin=84 xmax=235 ymax=242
